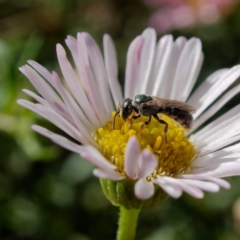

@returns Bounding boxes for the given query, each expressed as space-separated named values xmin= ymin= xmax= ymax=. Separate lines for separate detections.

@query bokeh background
xmin=1 ymin=0 xmax=240 ymax=239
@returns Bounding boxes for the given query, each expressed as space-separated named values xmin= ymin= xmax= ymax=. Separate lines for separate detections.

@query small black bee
xmin=113 ymin=94 xmax=196 ymax=142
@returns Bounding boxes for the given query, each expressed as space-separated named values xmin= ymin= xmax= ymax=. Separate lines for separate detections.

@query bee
xmin=113 ymin=94 xmax=196 ymax=142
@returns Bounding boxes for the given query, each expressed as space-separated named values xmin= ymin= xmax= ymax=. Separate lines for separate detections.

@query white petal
xmin=192 ymin=162 xmax=240 ymax=178
xmin=190 ymin=84 xmax=240 ymax=133
xmin=28 ymin=60 xmax=53 ymax=83
xmin=159 ymin=36 xmax=187 ymax=98
xmin=203 ymin=121 xmax=240 ymax=148
xmin=22 ymin=88 xmax=73 ymax=131
xmin=124 ymin=35 xmax=144 ymax=98
xmin=193 ymin=65 xmax=240 ymax=119
xmin=157 ymin=176 xmax=204 ymax=198
xmin=31 ymin=125 xmax=82 ymax=153
xmin=152 ymin=177 xmax=182 ymax=198
xmin=187 ymin=68 xmax=228 ymax=106
xmin=65 ymin=35 xmax=83 ymax=79
xmin=199 ymin=134 xmax=240 ymax=156
xmin=56 ymin=44 xmax=100 ymax=127
xmin=192 ymin=104 xmax=240 ymax=144
xmin=180 ymin=179 xmax=219 ymax=192
xmin=192 ymin=143 xmax=240 ymax=167
xmin=28 ymin=61 xmax=95 ymax=131
xmin=77 ymin=33 xmax=107 ymax=124
xmin=138 ymin=28 xmax=156 ymax=94
xmin=138 ymin=150 xmax=158 ymax=178
xmin=179 ymin=174 xmax=230 ymax=189
xmin=18 ymin=99 xmax=95 ymax=145
xmin=134 ymin=178 xmax=155 ymax=200
xmin=103 ymin=34 xmax=123 ymax=107
xmin=192 ymin=156 xmax=240 ymax=168
xmin=170 ymin=38 xmax=203 ymax=101
xmin=82 ymin=32 xmax=113 ymax=116
xmin=22 ymin=89 xmax=49 ymax=106
xmin=79 ymin=145 xmax=117 ymax=171
xmin=51 ymin=72 xmax=93 ymax=132
xmin=124 ymin=136 xmax=141 ymax=179
xmin=20 ymin=65 xmax=64 ymax=108
xmin=18 ymin=100 xmax=76 ymax=139
xmin=93 ymin=168 xmax=124 ymax=180
xmin=151 ymin=35 xmax=174 ymax=96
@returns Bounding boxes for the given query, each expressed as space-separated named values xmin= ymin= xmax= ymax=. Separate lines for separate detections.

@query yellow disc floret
xmin=94 ymin=112 xmax=196 ymax=178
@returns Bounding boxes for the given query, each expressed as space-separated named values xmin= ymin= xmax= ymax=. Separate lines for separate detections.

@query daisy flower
xmin=146 ymin=0 xmax=237 ymax=33
xmin=18 ymin=28 xmax=240 ymax=209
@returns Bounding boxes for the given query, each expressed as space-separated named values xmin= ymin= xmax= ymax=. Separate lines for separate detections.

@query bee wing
xmin=150 ymin=96 xmax=196 ymax=113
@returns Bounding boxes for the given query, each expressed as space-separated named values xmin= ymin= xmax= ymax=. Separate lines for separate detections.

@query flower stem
xmin=116 ymin=206 xmax=141 ymax=240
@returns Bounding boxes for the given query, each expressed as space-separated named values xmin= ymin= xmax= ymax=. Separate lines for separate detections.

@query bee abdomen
xmin=161 ymin=108 xmax=193 ymax=130
xmin=181 ymin=114 xmax=193 ymax=130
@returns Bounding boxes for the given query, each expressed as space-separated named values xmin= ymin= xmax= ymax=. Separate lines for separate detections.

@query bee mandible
xmin=113 ymin=94 xmax=196 ymax=142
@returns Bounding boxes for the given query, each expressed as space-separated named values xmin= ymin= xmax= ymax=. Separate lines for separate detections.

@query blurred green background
xmin=1 ymin=0 xmax=240 ymax=239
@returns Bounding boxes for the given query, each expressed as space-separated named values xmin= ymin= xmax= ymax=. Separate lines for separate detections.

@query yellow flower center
xmin=94 ymin=112 xmax=196 ymax=178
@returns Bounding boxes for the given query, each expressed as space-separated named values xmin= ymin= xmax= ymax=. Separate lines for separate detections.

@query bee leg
xmin=137 ymin=116 xmax=152 ymax=134
xmin=132 ymin=114 xmax=141 ymax=120
xmin=112 ymin=110 xmax=120 ymax=130
xmin=153 ymin=114 xmax=168 ymax=143
xmin=144 ymin=116 xmax=152 ymax=125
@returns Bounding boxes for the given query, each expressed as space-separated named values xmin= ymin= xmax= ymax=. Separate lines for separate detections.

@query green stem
xmin=116 ymin=207 xmax=141 ymax=240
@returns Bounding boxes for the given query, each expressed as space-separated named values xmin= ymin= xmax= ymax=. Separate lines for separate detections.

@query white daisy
xmin=18 ymin=28 xmax=240 ymax=206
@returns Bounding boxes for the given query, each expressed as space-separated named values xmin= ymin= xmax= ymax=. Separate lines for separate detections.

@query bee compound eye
xmin=121 ymin=98 xmax=133 ymax=120
xmin=123 ymin=101 xmax=128 ymax=108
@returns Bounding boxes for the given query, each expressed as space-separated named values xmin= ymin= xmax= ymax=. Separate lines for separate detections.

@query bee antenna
xmin=113 ymin=110 xmax=120 ymax=130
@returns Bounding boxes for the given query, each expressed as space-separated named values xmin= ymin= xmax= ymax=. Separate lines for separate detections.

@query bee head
xmin=121 ymin=98 xmax=133 ymax=121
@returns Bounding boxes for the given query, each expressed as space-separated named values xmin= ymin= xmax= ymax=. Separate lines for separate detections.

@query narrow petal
xmin=65 ymin=35 xmax=82 ymax=79
xmin=180 ymin=179 xmax=219 ymax=192
xmin=151 ymin=35 xmax=174 ymax=96
xmin=199 ymin=134 xmax=240 ymax=156
xmin=18 ymin=100 xmax=77 ymax=140
xmin=32 ymin=125 xmax=83 ymax=153
xmin=22 ymin=89 xmax=49 ymax=106
xmin=29 ymin=58 xmax=98 ymax=132
xmin=157 ymin=176 xmax=204 ymax=198
xmin=103 ymin=34 xmax=123 ymax=107
xmin=77 ymin=33 xmax=107 ymax=124
xmin=124 ymin=36 xmax=144 ymax=98
xmin=80 ymin=145 xmax=117 ymax=171
xmin=19 ymin=65 xmax=64 ymax=109
xmin=159 ymin=36 xmax=187 ymax=98
xmin=193 ymin=104 xmax=240 ymax=143
xmin=152 ymin=177 xmax=182 ymax=198
xmin=137 ymin=150 xmax=158 ymax=178
xmin=179 ymin=174 xmax=230 ymax=189
xmin=18 ymin=99 xmax=96 ymax=145
xmin=192 ymin=162 xmax=240 ymax=178
xmin=192 ymin=157 xmax=240 ymax=168
xmin=28 ymin=60 xmax=53 ymax=83
xmin=201 ymin=121 xmax=240 ymax=148
xmin=82 ymin=32 xmax=114 ymax=116
xmin=193 ymin=65 xmax=240 ymax=119
xmin=51 ymin=72 xmax=93 ymax=132
xmin=56 ymin=44 xmax=100 ymax=127
xmin=138 ymin=28 xmax=156 ymax=94
xmin=170 ymin=38 xmax=203 ymax=101
xmin=22 ymin=88 xmax=75 ymax=133
xmin=134 ymin=178 xmax=155 ymax=200
xmin=124 ymin=136 xmax=141 ymax=179
xmin=93 ymin=168 xmax=124 ymax=180
xmin=190 ymin=84 xmax=240 ymax=133
xmin=187 ymin=68 xmax=228 ymax=106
